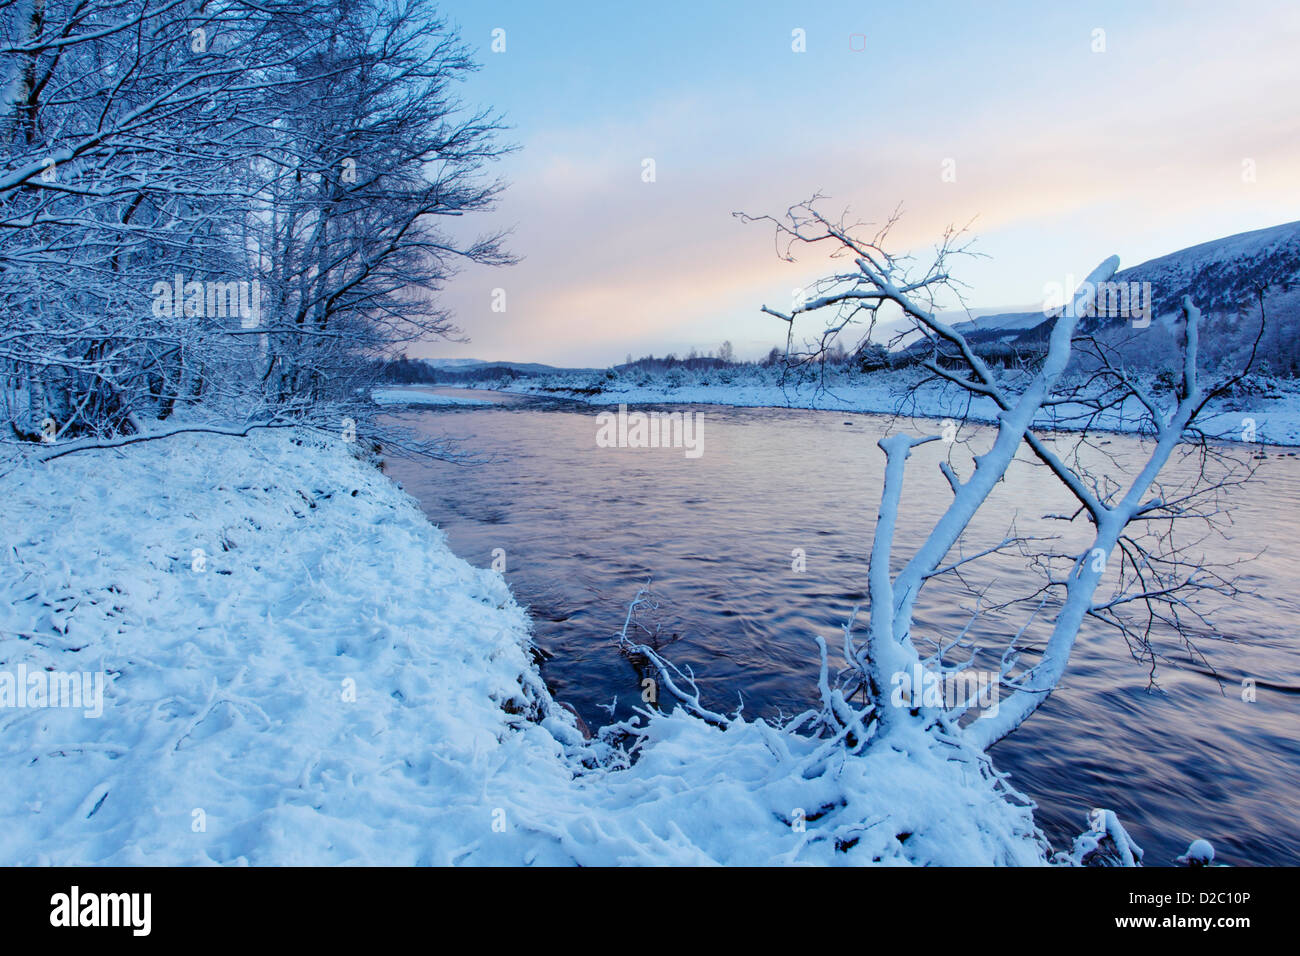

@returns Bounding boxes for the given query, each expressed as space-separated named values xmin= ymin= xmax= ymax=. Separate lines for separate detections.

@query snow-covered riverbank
xmin=459 ymin=366 xmax=1300 ymax=446
xmin=0 ymin=430 xmax=569 ymax=864
xmin=0 ymin=430 xmax=1086 ymax=865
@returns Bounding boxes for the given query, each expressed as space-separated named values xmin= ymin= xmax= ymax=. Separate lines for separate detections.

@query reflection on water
xmin=383 ymin=391 xmax=1300 ymax=866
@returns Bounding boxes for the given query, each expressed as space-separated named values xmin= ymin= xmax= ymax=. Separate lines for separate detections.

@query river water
xmin=383 ymin=389 xmax=1300 ymax=866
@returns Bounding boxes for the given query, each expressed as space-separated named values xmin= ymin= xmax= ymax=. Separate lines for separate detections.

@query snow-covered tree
xmin=0 ymin=0 xmax=510 ymax=452
xmin=736 ymin=199 xmax=1253 ymax=754
xmin=242 ymin=0 xmax=512 ymax=415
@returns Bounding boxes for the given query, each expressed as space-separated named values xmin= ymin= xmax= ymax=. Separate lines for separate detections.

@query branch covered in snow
xmin=742 ymin=200 xmax=1252 ymax=753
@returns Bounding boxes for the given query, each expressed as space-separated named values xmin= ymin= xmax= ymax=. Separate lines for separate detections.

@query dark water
xmin=383 ymin=388 xmax=1300 ymax=866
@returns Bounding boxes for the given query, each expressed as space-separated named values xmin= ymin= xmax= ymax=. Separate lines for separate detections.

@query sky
xmin=419 ymin=0 xmax=1300 ymax=366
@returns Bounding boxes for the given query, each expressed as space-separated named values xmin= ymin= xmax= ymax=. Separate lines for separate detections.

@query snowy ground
xmin=0 ymin=429 xmax=1062 ymax=865
xmin=467 ymin=366 xmax=1300 ymax=446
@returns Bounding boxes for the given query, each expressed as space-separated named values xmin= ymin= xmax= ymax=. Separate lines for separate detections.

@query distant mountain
xmin=944 ymin=222 xmax=1300 ymax=374
xmin=1102 ymin=220 xmax=1300 ymax=322
xmin=422 ymin=358 xmax=492 ymax=369
xmin=418 ymin=358 xmax=601 ymax=379
xmin=952 ymin=309 xmax=1053 ymax=342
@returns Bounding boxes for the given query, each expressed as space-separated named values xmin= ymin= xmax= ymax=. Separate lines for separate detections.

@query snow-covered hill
xmin=954 ymin=220 xmax=1300 ymax=347
xmin=1106 ymin=219 xmax=1300 ymax=321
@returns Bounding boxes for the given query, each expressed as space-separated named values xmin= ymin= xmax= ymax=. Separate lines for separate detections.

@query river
xmin=382 ymin=388 xmax=1300 ymax=866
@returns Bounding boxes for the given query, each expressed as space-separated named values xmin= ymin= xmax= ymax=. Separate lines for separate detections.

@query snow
xmin=0 ymin=430 xmax=561 ymax=864
xmin=1061 ymin=808 xmax=1146 ymax=867
xmin=0 ymin=429 xmax=1061 ymax=865
xmin=1177 ymin=838 xmax=1216 ymax=866
xmin=473 ymin=365 xmax=1300 ymax=446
